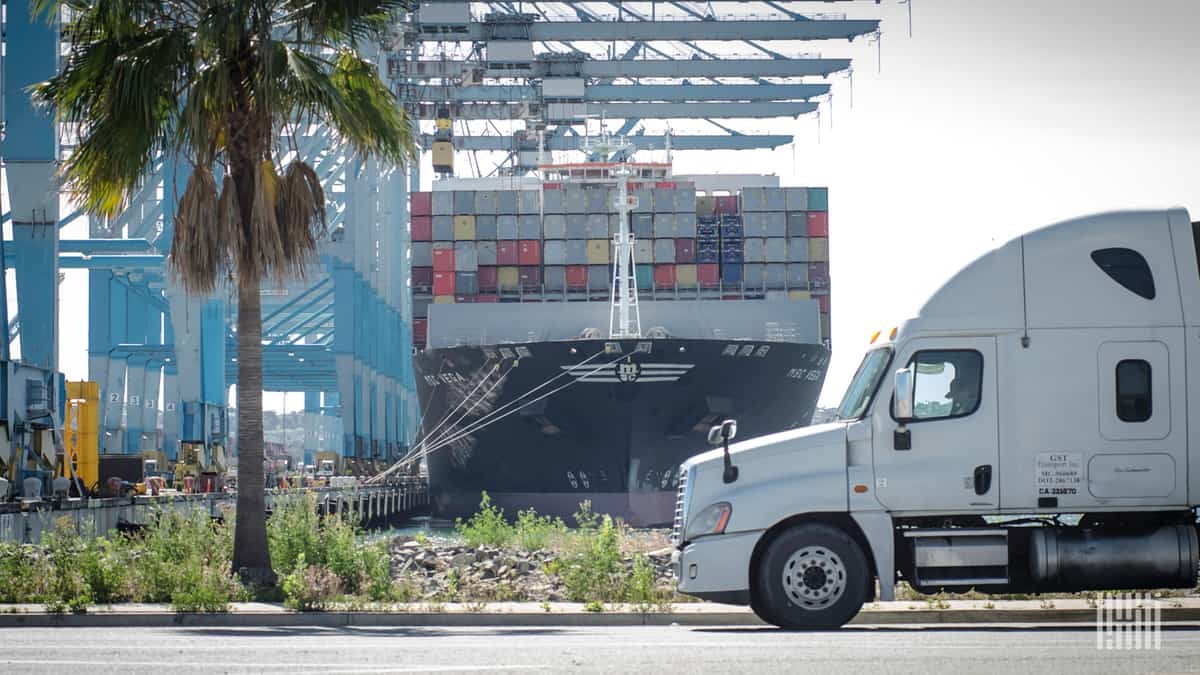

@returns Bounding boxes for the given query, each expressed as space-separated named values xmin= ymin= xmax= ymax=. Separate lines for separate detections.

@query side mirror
xmin=893 ymin=367 xmax=915 ymax=422
xmin=708 ymin=419 xmax=737 ymax=446
xmin=708 ymin=419 xmax=740 ymax=483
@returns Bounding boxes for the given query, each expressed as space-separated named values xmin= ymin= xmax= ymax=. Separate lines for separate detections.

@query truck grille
xmin=670 ymin=465 xmax=688 ymax=546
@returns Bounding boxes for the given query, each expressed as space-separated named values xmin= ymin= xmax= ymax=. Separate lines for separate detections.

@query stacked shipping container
xmin=410 ymin=184 xmax=831 ymax=348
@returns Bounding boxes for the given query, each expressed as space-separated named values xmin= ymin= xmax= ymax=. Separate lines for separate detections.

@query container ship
xmin=409 ymin=146 xmax=832 ymax=526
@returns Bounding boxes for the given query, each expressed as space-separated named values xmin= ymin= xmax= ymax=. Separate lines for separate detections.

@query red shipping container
xmin=413 ymin=318 xmax=428 ymax=342
xmin=412 ymin=216 xmax=433 ymax=241
xmin=432 ymin=246 xmax=455 ymax=272
xmin=477 ymin=266 xmax=498 ymax=292
xmin=519 ymin=266 xmax=542 ymax=289
xmin=496 ymin=241 xmax=519 ymax=265
xmin=566 ymin=265 xmax=588 ymax=289
xmin=816 ymin=294 xmax=831 ymax=314
xmin=697 ymin=263 xmax=720 ymax=286
xmin=518 ymin=239 xmax=542 ymax=266
xmin=807 ymin=211 xmax=829 ymax=237
xmin=655 ymin=181 xmax=677 ymax=189
xmin=809 ymin=262 xmax=830 ymax=289
xmin=654 ymin=264 xmax=676 ymax=288
xmin=475 ymin=295 xmax=500 ymax=303
xmin=675 ymin=238 xmax=696 ymax=264
xmin=433 ymin=271 xmax=455 ymax=295
xmin=715 ymin=196 xmax=739 ymax=214
xmin=410 ymin=191 xmax=432 ymax=216
xmin=412 ymin=267 xmax=433 ymax=289
xmin=543 ymin=183 xmax=562 ymax=190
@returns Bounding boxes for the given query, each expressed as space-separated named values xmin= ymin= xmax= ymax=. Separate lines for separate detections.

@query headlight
xmin=684 ymin=502 xmax=732 ymax=541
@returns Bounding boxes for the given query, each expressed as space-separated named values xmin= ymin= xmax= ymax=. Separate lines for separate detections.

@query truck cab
xmin=673 ymin=209 xmax=1200 ymax=628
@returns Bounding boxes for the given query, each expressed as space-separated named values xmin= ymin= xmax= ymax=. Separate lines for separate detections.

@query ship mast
xmin=609 ymin=160 xmax=641 ymax=339
xmin=581 ymin=122 xmax=642 ymax=339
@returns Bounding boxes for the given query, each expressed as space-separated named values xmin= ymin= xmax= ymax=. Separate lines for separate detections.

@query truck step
xmin=904 ymin=528 xmax=1010 ymax=588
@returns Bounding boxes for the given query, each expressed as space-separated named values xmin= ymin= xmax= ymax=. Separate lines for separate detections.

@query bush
xmin=133 ymin=509 xmax=236 ymax=608
xmin=172 ymin=564 xmax=243 ymax=613
xmin=358 ymin=539 xmax=396 ymax=601
xmin=267 ymin=493 xmax=325 ymax=578
xmin=268 ymin=492 xmax=396 ymax=601
xmin=513 ymin=509 xmax=562 ymax=552
xmin=282 ymin=554 xmax=344 ymax=611
xmin=78 ymin=536 xmax=136 ymax=604
xmin=0 ymin=543 xmax=49 ymax=603
xmin=42 ymin=520 xmax=92 ymax=613
xmin=455 ymin=492 xmax=514 ymax=548
xmin=626 ymin=554 xmax=657 ymax=612
xmin=559 ymin=513 xmax=625 ymax=603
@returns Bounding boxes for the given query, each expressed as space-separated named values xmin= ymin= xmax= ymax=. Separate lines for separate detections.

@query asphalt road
xmin=3 ymin=624 xmax=1199 ymax=674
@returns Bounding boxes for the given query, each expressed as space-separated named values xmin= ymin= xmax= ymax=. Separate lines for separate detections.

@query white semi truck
xmin=673 ymin=209 xmax=1200 ymax=629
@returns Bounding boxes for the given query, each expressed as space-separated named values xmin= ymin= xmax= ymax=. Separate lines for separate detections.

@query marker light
xmin=889 ymin=327 xmax=898 ymax=340
xmin=869 ymin=330 xmax=881 ymax=345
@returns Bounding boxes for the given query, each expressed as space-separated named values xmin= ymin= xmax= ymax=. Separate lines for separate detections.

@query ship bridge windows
xmin=1090 ymin=247 xmax=1156 ymax=300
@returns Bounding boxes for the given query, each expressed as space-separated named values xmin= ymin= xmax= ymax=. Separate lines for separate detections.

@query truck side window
xmin=1193 ymin=221 xmax=1200 ymax=283
xmin=1090 ymin=248 xmax=1156 ymax=300
xmin=906 ymin=350 xmax=983 ymax=421
xmin=1115 ymin=359 xmax=1152 ymax=422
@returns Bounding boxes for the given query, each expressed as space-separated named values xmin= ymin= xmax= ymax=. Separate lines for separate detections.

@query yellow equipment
xmin=62 ymin=381 xmax=100 ymax=492
xmin=432 ymin=140 xmax=454 ymax=173
xmin=175 ymin=441 xmax=226 ymax=492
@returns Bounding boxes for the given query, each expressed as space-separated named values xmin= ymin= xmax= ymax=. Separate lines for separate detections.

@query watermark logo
xmin=1096 ymin=593 xmax=1161 ymax=650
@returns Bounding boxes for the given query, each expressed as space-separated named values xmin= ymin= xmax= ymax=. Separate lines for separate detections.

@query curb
xmin=2 ymin=603 xmax=1199 ymax=628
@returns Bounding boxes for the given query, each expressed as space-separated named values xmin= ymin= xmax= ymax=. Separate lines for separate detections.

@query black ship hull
xmin=413 ymin=338 xmax=828 ymax=527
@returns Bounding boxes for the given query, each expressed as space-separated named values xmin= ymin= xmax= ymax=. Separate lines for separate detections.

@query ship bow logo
xmin=617 ymin=363 xmax=640 ymax=383
xmin=562 ymin=361 xmax=694 ymax=384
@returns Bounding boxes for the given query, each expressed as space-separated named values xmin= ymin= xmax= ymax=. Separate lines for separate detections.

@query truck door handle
xmin=973 ymin=464 xmax=992 ymax=495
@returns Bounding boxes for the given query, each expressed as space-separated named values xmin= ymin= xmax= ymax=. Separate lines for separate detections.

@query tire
xmin=752 ymin=523 xmax=870 ymax=630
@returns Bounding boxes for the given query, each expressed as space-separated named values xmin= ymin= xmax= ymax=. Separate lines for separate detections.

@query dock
xmin=0 ymin=478 xmax=429 ymax=545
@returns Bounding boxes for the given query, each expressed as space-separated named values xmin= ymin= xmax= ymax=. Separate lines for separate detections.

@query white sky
xmin=24 ymin=0 xmax=1200 ymax=411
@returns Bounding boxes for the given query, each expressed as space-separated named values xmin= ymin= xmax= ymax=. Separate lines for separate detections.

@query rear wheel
xmin=752 ymin=523 xmax=870 ymax=629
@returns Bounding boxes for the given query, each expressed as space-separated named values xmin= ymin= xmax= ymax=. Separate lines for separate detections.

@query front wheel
xmin=752 ymin=523 xmax=870 ymax=629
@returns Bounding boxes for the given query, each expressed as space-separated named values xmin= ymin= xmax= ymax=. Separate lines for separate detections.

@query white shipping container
xmin=543 ymin=77 xmax=586 ymax=99
xmin=487 ymin=41 xmax=534 ymax=64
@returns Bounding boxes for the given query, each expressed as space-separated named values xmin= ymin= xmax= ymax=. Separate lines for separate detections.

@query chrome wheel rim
xmin=781 ymin=545 xmax=847 ymax=610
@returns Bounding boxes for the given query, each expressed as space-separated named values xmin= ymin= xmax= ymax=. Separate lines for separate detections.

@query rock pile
xmin=388 ymin=538 xmax=676 ymax=602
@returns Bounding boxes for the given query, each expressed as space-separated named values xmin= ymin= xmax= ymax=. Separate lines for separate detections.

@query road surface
xmin=3 ymin=623 xmax=1198 ymax=673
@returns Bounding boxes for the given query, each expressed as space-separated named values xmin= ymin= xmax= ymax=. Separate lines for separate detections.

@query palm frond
xmin=216 ymin=173 xmax=240 ymax=266
xmin=169 ymin=166 xmax=222 ymax=293
xmin=34 ymin=26 xmax=192 ymax=216
xmin=274 ymin=161 xmax=325 ymax=280
xmin=282 ymin=0 xmax=412 ymax=44
xmin=279 ymin=46 xmax=413 ymax=166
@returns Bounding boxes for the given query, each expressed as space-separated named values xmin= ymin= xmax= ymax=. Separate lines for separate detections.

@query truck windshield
xmin=835 ymin=348 xmax=892 ymax=420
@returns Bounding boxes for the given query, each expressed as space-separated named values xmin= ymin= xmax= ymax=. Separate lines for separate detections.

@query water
xmin=366 ymin=515 xmax=458 ymax=543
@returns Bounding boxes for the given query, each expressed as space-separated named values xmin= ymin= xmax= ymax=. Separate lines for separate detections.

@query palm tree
xmin=33 ymin=0 xmax=415 ymax=585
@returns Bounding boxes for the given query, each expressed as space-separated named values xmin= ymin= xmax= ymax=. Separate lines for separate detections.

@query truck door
xmin=871 ymin=337 xmax=1000 ymax=512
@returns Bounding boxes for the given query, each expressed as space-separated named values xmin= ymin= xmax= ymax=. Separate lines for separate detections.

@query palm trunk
xmin=231 ymin=277 xmax=276 ymax=585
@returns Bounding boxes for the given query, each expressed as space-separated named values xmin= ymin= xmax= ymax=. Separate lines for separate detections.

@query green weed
xmin=455 ymin=492 xmax=514 ymax=548
xmin=513 ymin=508 xmax=563 ymax=552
